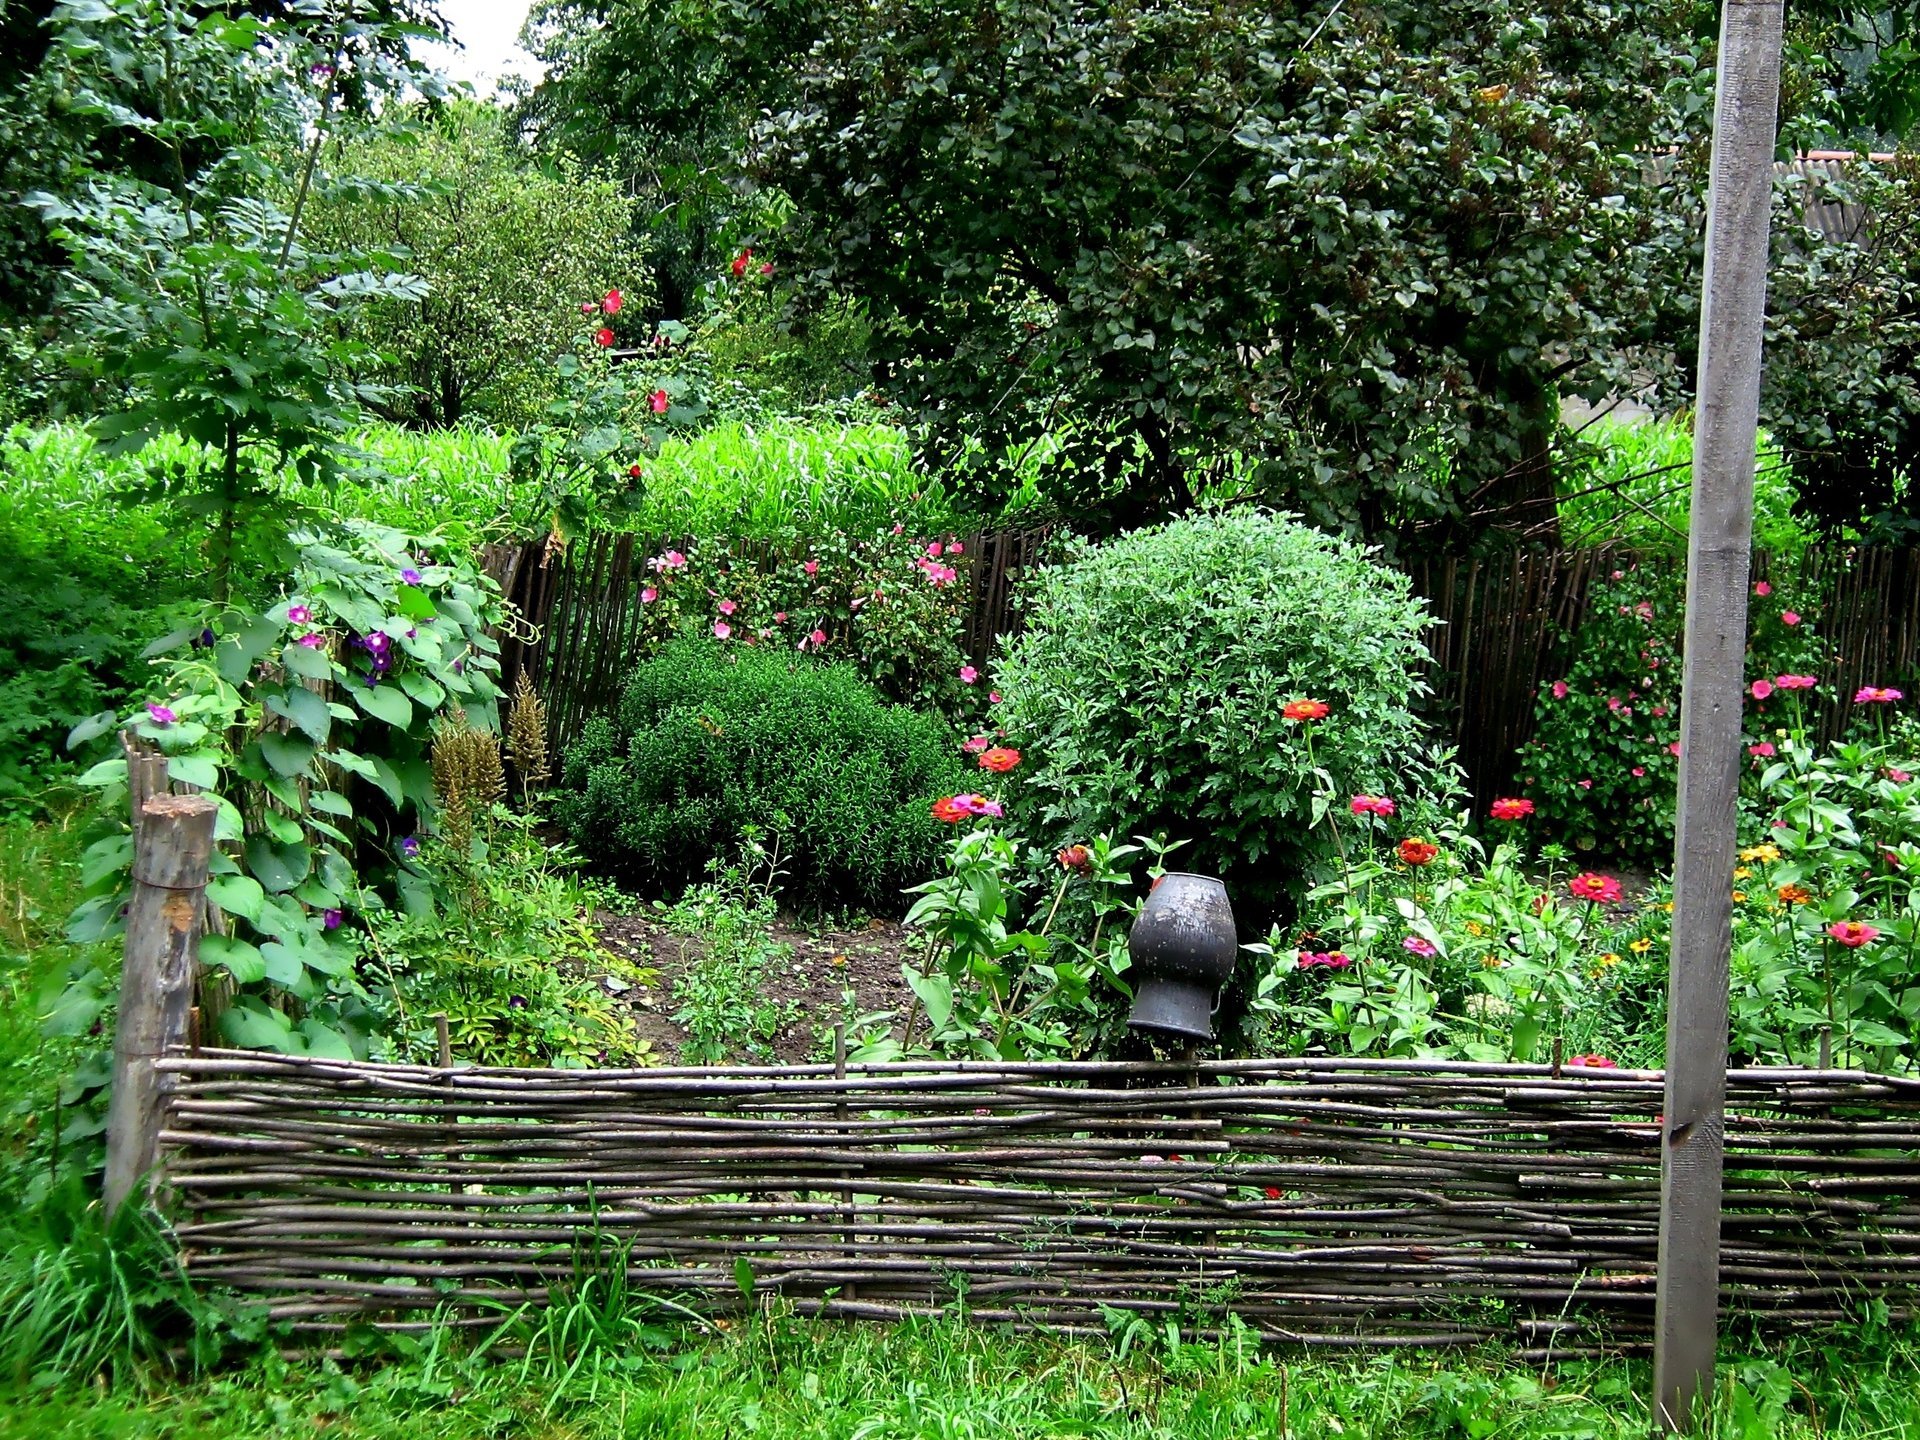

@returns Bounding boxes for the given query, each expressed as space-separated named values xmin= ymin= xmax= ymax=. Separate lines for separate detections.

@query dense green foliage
xmin=557 ymin=640 xmax=966 ymax=911
xmin=302 ymin=101 xmax=644 ymax=429
xmin=994 ymin=511 xmax=1443 ymax=903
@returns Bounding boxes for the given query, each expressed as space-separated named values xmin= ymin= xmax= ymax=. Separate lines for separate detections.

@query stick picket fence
xmin=155 ymin=1050 xmax=1920 ymax=1354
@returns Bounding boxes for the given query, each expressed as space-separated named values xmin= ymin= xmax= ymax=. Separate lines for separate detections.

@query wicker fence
xmin=485 ymin=537 xmax=1920 ymax=800
xmin=158 ymin=1050 xmax=1920 ymax=1353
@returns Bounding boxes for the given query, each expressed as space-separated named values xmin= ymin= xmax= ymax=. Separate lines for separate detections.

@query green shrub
xmin=993 ymin=511 xmax=1440 ymax=900
xmin=556 ymin=641 xmax=967 ymax=911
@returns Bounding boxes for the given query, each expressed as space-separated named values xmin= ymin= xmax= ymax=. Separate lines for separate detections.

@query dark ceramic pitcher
xmin=1126 ymin=872 xmax=1237 ymax=1042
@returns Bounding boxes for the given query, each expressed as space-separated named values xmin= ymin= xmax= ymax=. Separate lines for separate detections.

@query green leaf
xmin=267 ymin=685 xmax=332 ymax=743
xmin=244 ymin=835 xmax=312 ymax=894
xmin=283 ymin=639 xmax=333 ymax=681
xmin=206 ymin=874 xmax=266 ymax=924
xmin=356 ymin=684 xmax=413 ymax=728
xmin=167 ymin=752 xmax=222 ymax=790
xmin=216 ymin=612 xmax=283 ymax=685
xmin=397 ymin=669 xmax=446 ymax=710
xmin=78 ymin=758 xmax=128 ymax=788
xmin=65 ymin=710 xmax=120 ymax=751
xmin=201 ymin=934 xmax=266 ymax=984
xmin=81 ymin=834 xmax=133 ymax=890
xmin=310 ymin=790 xmax=354 ymax=818
xmin=298 ymin=1018 xmax=356 ymax=1060
xmin=258 ymin=731 xmax=319 ymax=778
xmin=219 ymin=999 xmax=296 ymax=1051
xmin=258 ymin=942 xmax=306 ymax=987
xmin=261 ymin=809 xmax=304 ymax=845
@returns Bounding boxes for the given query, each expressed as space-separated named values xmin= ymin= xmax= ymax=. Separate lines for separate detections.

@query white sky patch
xmin=414 ymin=0 xmax=543 ymax=96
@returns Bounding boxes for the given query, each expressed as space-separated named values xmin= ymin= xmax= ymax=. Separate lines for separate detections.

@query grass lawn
xmin=2 ymin=1314 xmax=1917 ymax=1439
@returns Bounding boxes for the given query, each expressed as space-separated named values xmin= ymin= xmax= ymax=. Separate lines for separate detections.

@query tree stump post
xmin=104 ymin=793 xmax=218 ymax=1218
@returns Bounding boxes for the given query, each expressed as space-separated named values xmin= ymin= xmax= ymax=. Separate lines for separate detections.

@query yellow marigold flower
xmin=1733 ymin=866 xmax=1752 ymax=880
xmin=1465 ymin=921 xmax=1486 ymax=937
xmin=1630 ymin=938 xmax=1653 ymax=955
xmin=1778 ymin=884 xmax=1813 ymax=906
xmin=1731 ymin=891 xmax=1746 ymax=903
xmin=1591 ymin=953 xmax=1623 ymax=977
xmin=1740 ymin=844 xmax=1781 ymax=864
xmin=1480 ymin=955 xmax=1507 ymax=970
xmin=1663 ymin=902 xmax=1675 ymax=913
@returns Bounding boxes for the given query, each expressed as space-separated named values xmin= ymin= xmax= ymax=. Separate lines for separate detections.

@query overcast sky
xmin=415 ymin=0 xmax=542 ymax=95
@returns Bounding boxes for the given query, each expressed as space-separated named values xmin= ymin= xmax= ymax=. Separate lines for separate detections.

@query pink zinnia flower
xmin=1750 ymin=679 xmax=1774 ymax=701
xmin=1748 ymin=741 xmax=1774 ymax=757
xmin=1567 ymin=1054 xmax=1618 ymax=1069
xmin=1827 ymin=920 xmax=1879 ymax=949
xmin=1489 ymin=797 xmax=1533 ymax=821
xmin=1568 ymin=871 xmax=1624 ymax=904
xmin=1774 ymin=674 xmax=1818 ymax=690
xmin=954 ymin=793 xmax=1003 ymax=818
xmin=713 ymin=621 xmax=731 ymax=639
xmin=959 ymin=665 xmax=979 ymax=685
xmin=1402 ymin=936 xmax=1437 ymax=957
xmin=1349 ymin=795 xmax=1395 ymax=817
xmin=1856 ymin=687 xmax=1903 ymax=704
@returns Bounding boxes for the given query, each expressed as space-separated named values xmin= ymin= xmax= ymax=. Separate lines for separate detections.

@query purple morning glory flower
xmin=322 ymin=909 xmax=343 ymax=930
xmin=400 ymin=836 xmax=420 ymax=858
xmin=191 ymin=627 xmax=215 ymax=650
xmin=146 ymin=703 xmax=176 ymax=726
xmin=400 ymin=568 xmax=422 ymax=586
xmin=287 ymin=604 xmax=312 ymax=625
xmin=364 ymin=632 xmax=389 ymax=653
xmin=298 ymin=632 xmax=326 ymax=648
xmin=508 ymin=995 xmax=528 ymax=1010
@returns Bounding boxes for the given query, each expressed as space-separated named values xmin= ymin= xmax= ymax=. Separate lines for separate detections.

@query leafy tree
xmin=303 ymin=99 xmax=645 ymax=428
xmin=24 ymin=0 xmax=444 ymax=594
xmin=516 ymin=0 xmax=820 ymax=320
xmin=748 ymin=0 xmax=1722 ymax=538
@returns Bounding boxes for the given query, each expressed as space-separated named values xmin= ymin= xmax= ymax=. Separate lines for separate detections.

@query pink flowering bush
xmin=1522 ymin=564 xmax=1824 ymax=860
xmin=618 ymin=523 xmax=977 ymax=718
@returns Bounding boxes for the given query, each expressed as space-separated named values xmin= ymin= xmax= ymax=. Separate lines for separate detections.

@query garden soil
xmin=591 ymin=910 xmax=918 ymax=1064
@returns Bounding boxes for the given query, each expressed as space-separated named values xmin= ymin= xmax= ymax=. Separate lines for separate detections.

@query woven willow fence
xmin=158 ymin=1051 xmax=1920 ymax=1354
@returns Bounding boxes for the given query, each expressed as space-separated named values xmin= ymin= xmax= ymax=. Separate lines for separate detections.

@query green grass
xmin=0 ymin=1312 xmax=1913 ymax=1438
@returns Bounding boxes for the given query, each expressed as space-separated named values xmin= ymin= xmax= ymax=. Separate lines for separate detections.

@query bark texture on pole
xmin=1654 ymin=1 xmax=1783 ymax=1430
xmin=104 ymin=793 xmax=218 ymax=1217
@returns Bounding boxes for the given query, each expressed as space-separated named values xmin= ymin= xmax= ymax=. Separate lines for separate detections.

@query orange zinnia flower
xmin=1282 ymin=698 xmax=1330 ymax=722
xmin=979 ymin=746 xmax=1021 ymax=773
xmin=1397 ymin=838 xmax=1439 ymax=867
xmin=1777 ymin=883 xmax=1813 ymax=905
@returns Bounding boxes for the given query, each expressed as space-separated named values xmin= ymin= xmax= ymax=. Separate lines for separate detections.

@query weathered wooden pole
xmin=1654 ymin=0 xmax=1784 ymax=1430
xmin=104 ymin=793 xmax=218 ymax=1217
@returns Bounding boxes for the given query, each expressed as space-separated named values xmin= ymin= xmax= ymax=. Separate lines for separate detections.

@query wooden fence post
xmin=104 ymin=793 xmax=218 ymax=1218
xmin=1655 ymin=0 xmax=1784 ymax=1431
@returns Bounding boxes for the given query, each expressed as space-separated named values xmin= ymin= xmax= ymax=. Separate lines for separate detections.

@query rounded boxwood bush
xmin=995 ymin=510 xmax=1438 ymax=900
xmin=556 ymin=639 xmax=967 ymax=911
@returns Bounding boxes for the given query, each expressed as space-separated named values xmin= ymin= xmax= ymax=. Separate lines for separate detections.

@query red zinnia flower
xmin=1057 ymin=844 xmax=1092 ymax=873
xmin=931 ymin=796 xmax=971 ymax=824
xmin=1827 ymin=921 xmax=1879 ymax=948
xmin=1282 ymin=698 xmax=1330 ymax=722
xmin=979 ymin=746 xmax=1021 ymax=773
xmin=595 ymin=327 xmax=615 ymax=347
xmin=1568 ymin=872 xmax=1624 ymax=905
xmin=1489 ymin=797 xmax=1534 ymax=821
xmin=1397 ymin=838 xmax=1439 ymax=867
